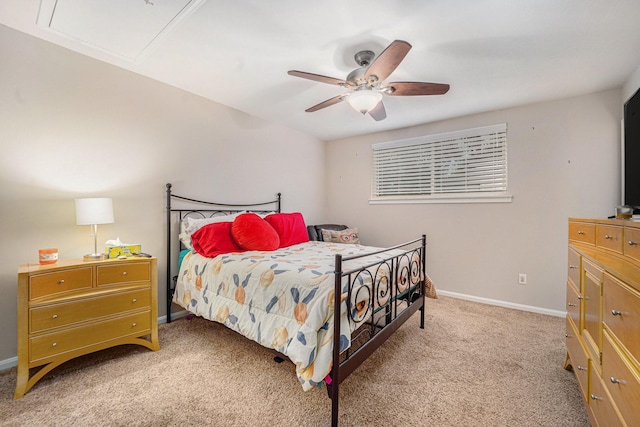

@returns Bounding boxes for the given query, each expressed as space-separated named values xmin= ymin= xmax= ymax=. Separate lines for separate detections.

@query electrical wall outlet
xmin=518 ymin=273 xmax=527 ymax=285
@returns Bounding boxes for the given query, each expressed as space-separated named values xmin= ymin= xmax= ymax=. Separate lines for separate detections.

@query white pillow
xmin=179 ymin=212 xmax=245 ymax=249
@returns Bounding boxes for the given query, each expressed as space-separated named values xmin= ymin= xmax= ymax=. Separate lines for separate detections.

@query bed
xmin=165 ymin=183 xmax=435 ymax=426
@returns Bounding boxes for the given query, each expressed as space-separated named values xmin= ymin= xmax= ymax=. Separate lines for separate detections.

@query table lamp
xmin=75 ymin=197 xmax=114 ymax=261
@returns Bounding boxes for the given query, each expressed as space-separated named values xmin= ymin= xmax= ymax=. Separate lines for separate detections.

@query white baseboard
xmin=0 ymin=356 xmax=17 ymax=371
xmin=0 ymin=298 xmax=563 ymax=372
xmin=158 ymin=309 xmax=189 ymax=324
xmin=436 ymin=290 xmax=566 ymax=318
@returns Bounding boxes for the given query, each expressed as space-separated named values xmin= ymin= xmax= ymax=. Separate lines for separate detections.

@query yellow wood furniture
xmin=565 ymin=218 xmax=640 ymax=426
xmin=15 ymin=257 xmax=160 ymax=399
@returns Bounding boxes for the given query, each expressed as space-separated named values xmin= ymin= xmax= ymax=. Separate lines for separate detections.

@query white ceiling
xmin=2 ymin=0 xmax=640 ymax=141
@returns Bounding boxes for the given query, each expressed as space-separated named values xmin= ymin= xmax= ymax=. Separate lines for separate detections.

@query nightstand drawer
xmin=30 ymin=268 xmax=92 ymax=300
xmin=597 ymin=225 xmax=623 ymax=253
xmin=30 ymin=288 xmax=151 ymax=333
xmin=29 ymin=311 xmax=151 ymax=363
xmin=97 ymin=262 xmax=150 ymax=286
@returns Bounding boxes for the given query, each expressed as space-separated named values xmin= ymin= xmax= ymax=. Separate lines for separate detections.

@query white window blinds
xmin=372 ymin=124 xmax=508 ymax=202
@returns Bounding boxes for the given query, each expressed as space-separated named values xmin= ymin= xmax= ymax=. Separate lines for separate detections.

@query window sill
xmin=369 ymin=194 xmax=513 ymax=205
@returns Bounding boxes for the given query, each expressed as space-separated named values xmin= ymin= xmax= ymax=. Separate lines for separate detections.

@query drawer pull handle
xmin=132 ymin=323 xmax=137 ymax=327
xmin=578 ymin=231 xmax=585 ymax=235
xmin=52 ymin=314 xmax=58 ymax=319
xmin=610 ymin=377 xmax=627 ymax=385
xmin=629 ymin=241 xmax=638 ymax=246
xmin=567 ymin=302 xmax=576 ymax=307
xmin=577 ymin=365 xmax=587 ymax=371
xmin=590 ymin=394 xmax=603 ymax=401
xmin=569 ymin=265 xmax=578 ymax=269
xmin=605 ymin=234 xmax=613 ymax=239
xmin=52 ymin=342 xmax=57 ymax=347
xmin=577 ymin=295 xmax=584 ymax=300
xmin=132 ymin=298 xmax=137 ymax=303
xmin=58 ymin=279 xmax=65 ymax=284
xmin=122 ymin=271 xmax=128 ymax=276
xmin=611 ymin=309 xmax=622 ymax=316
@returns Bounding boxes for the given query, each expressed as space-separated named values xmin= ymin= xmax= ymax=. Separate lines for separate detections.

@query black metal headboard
xmin=165 ymin=183 xmax=281 ymax=322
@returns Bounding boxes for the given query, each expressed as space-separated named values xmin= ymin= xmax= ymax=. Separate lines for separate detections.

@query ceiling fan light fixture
xmin=288 ymin=40 xmax=449 ymax=116
xmin=346 ymin=90 xmax=383 ymax=115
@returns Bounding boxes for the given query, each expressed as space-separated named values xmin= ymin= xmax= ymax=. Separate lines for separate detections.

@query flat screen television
xmin=624 ymin=87 xmax=640 ymax=211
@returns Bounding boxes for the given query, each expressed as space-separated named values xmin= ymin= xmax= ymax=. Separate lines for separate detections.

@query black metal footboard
xmin=328 ymin=235 xmax=426 ymax=427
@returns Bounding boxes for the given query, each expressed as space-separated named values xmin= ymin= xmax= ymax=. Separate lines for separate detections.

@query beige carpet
xmin=0 ymin=296 xmax=589 ymax=426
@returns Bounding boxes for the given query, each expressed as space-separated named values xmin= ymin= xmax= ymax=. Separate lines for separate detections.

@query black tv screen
xmin=624 ymin=88 xmax=640 ymax=209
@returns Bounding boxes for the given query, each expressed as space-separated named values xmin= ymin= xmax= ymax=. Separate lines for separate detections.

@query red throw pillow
xmin=191 ymin=222 xmax=244 ymax=258
xmin=231 ymin=213 xmax=280 ymax=251
xmin=265 ymin=212 xmax=309 ymax=248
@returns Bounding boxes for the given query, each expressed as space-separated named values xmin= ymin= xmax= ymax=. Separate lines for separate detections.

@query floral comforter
xmin=173 ymin=240 xmax=435 ymax=391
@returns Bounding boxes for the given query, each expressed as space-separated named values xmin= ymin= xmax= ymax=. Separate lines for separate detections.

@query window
xmin=371 ymin=123 xmax=511 ymax=204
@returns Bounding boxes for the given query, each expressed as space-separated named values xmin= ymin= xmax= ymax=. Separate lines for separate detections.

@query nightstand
xmin=15 ymin=257 xmax=160 ymax=399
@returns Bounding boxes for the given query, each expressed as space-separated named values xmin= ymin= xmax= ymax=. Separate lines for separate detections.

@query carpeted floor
xmin=0 ymin=296 xmax=590 ymax=426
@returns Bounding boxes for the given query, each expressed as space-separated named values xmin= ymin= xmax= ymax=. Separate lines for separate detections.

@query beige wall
xmin=0 ymin=25 xmax=326 ymax=362
xmin=325 ymin=89 xmax=623 ymax=312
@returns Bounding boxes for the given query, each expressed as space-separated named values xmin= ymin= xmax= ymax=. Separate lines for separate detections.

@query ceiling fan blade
xmin=384 ymin=82 xmax=450 ymax=96
xmin=365 ymin=40 xmax=412 ymax=82
xmin=305 ymin=94 xmax=346 ymax=112
xmin=368 ymin=100 xmax=386 ymax=121
xmin=288 ymin=70 xmax=347 ymax=86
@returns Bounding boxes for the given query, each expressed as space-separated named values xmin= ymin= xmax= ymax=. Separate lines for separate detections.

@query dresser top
xmin=19 ymin=256 xmax=155 ymax=274
xmin=569 ymin=217 xmax=640 ymax=227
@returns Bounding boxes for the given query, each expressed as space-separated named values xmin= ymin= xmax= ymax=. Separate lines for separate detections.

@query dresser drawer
xmin=589 ymin=367 xmax=625 ymax=427
xmin=569 ymin=221 xmax=596 ymax=245
xmin=583 ymin=258 xmax=603 ymax=369
xmin=29 ymin=268 xmax=92 ymax=300
xmin=568 ymin=247 xmax=581 ymax=289
xmin=604 ymin=273 xmax=640 ymax=366
xmin=566 ymin=281 xmax=581 ymax=329
xmin=29 ymin=311 xmax=151 ymax=363
xmin=583 ymin=257 xmax=604 ymax=281
xmin=603 ymin=332 xmax=640 ymax=427
xmin=30 ymin=288 xmax=151 ymax=333
xmin=597 ymin=225 xmax=624 ymax=254
xmin=566 ymin=316 xmax=589 ymax=400
xmin=97 ymin=262 xmax=150 ymax=286
xmin=623 ymin=226 xmax=640 ymax=263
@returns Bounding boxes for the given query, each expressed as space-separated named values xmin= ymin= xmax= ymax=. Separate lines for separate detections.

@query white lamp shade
xmin=75 ymin=198 xmax=114 ymax=225
xmin=347 ymin=90 xmax=383 ymax=114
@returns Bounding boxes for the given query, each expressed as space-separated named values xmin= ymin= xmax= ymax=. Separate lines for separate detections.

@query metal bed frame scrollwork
xmin=165 ymin=183 xmax=427 ymax=427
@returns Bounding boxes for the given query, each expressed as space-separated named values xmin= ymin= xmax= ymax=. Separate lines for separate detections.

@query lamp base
xmin=83 ymin=253 xmax=107 ymax=261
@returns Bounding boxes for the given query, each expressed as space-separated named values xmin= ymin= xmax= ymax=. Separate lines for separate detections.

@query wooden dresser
xmin=15 ymin=257 xmax=160 ymax=399
xmin=565 ymin=218 xmax=640 ymax=426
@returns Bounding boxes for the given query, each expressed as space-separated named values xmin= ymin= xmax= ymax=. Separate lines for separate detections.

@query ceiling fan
xmin=288 ymin=40 xmax=450 ymax=121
